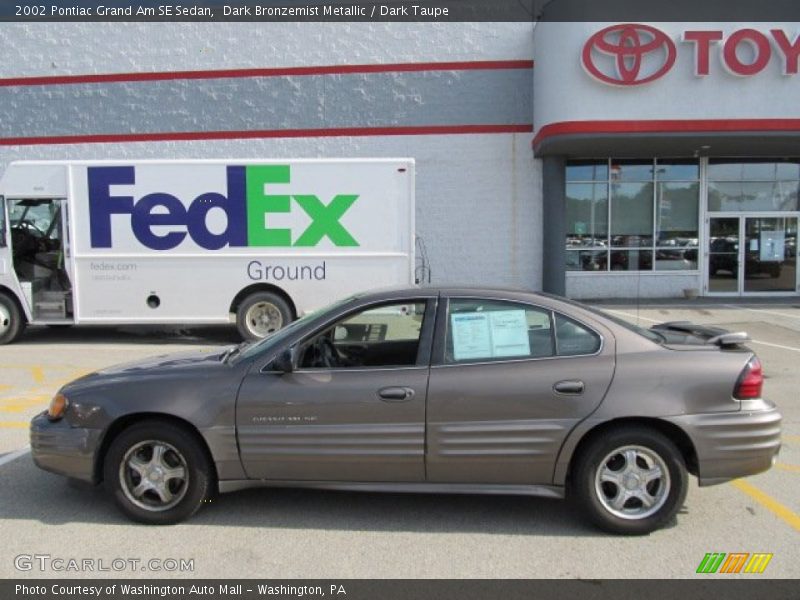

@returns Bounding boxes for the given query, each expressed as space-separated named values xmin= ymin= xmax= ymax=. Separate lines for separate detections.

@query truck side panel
xmin=62 ymin=159 xmax=414 ymax=323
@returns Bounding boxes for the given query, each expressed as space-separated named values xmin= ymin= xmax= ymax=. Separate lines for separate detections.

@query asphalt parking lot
xmin=0 ymin=302 xmax=798 ymax=579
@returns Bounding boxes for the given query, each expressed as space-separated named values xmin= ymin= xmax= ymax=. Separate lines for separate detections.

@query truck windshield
xmin=9 ymin=201 xmax=60 ymax=239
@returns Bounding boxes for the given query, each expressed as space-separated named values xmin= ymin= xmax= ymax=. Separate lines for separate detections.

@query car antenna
xmin=636 ymin=264 xmax=642 ymax=326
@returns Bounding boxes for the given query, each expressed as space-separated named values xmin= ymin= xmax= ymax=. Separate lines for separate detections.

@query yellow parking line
xmin=775 ymin=463 xmax=800 ymax=473
xmin=0 ymin=421 xmax=28 ymax=429
xmin=732 ymin=479 xmax=800 ymax=533
xmin=30 ymin=366 xmax=45 ymax=384
xmin=0 ymin=395 xmax=48 ymax=411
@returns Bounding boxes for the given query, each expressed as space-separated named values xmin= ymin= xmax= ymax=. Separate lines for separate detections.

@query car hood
xmin=62 ymin=347 xmax=232 ymax=392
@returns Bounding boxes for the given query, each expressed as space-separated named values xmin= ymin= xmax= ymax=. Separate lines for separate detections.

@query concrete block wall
xmin=567 ymin=273 xmax=703 ymax=299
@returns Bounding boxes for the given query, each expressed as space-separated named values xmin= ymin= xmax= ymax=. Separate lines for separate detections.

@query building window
xmin=566 ymin=159 xmax=699 ymax=272
xmin=708 ymin=159 xmax=800 ymax=212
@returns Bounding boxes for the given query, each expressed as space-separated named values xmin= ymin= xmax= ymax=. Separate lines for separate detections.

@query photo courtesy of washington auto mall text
xmin=15 ymin=583 xmax=349 ymax=598
xmin=1 ymin=0 xmax=799 ymax=599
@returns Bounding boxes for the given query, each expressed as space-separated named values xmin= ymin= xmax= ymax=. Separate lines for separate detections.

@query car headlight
xmin=47 ymin=393 xmax=69 ymax=421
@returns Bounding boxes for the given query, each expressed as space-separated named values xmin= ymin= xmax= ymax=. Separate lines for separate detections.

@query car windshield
xmin=233 ymin=295 xmax=357 ymax=362
xmin=537 ymin=292 xmax=664 ymax=344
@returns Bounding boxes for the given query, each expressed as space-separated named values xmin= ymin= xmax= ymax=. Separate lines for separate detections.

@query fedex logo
xmin=88 ymin=165 xmax=360 ymax=250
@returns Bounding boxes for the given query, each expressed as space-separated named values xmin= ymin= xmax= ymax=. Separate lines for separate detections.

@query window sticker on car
xmin=451 ymin=313 xmax=492 ymax=360
xmin=451 ymin=310 xmax=530 ymax=361
xmin=488 ymin=310 xmax=531 ymax=357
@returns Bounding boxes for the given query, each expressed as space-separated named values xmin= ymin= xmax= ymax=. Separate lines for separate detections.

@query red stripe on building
xmin=533 ymin=119 xmax=800 ymax=149
xmin=0 ymin=124 xmax=534 ymax=146
xmin=0 ymin=60 xmax=534 ymax=88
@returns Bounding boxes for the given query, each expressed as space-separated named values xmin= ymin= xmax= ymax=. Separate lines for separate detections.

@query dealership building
xmin=1 ymin=16 xmax=799 ymax=299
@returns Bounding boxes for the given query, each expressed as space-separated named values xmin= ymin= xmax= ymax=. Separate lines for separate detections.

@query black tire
xmin=235 ymin=291 xmax=293 ymax=342
xmin=0 ymin=292 xmax=26 ymax=345
xmin=572 ymin=426 xmax=688 ymax=535
xmin=104 ymin=420 xmax=214 ymax=525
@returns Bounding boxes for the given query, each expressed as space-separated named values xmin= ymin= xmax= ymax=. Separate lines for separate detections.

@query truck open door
xmin=7 ymin=197 xmax=73 ymax=323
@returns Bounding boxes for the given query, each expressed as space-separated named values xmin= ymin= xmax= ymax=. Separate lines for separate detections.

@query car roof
xmin=352 ymin=285 xmax=564 ymax=305
xmin=347 ymin=286 xmax=625 ymax=333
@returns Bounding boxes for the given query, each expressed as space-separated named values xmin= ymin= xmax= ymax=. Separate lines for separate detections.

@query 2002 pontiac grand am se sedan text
xmin=29 ymin=287 xmax=782 ymax=534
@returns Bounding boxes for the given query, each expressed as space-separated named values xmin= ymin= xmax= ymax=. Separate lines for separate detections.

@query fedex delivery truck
xmin=0 ymin=159 xmax=416 ymax=344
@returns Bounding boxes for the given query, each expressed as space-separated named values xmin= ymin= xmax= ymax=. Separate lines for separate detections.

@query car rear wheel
xmin=573 ymin=427 xmax=688 ymax=535
xmin=236 ymin=291 xmax=292 ymax=341
xmin=104 ymin=421 xmax=214 ymax=525
xmin=0 ymin=292 xmax=25 ymax=345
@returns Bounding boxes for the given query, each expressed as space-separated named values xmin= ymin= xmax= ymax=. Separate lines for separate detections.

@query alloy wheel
xmin=594 ymin=444 xmax=671 ymax=520
xmin=119 ymin=440 xmax=189 ymax=512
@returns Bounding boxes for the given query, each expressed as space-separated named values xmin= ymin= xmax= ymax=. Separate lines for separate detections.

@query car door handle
xmin=553 ymin=380 xmax=585 ymax=395
xmin=378 ymin=387 xmax=415 ymax=402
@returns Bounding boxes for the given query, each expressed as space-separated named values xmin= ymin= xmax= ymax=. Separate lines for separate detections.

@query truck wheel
xmin=572 ymin=426 xmax=688 ymax=535
xmin=104 ymin=421 xmax=214 ymax=525
xmin=236 ymin=291 xmax=292 ymax=341
xmin=0 ymin=292 xmax=26 ymax=345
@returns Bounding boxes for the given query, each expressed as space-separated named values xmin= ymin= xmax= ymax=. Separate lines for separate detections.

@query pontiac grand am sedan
xmin=30 ymin=287 xmax=781 ymax=534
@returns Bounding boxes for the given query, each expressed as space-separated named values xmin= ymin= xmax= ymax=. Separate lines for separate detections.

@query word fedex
xmin=88 ymin=165 xmax=360 ymax=250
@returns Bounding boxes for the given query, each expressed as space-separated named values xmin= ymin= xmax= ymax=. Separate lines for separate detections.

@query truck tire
xmin=0 ymin=292 xmax=26 ymax=345
xmin=236 ymin=291 xmax=293 ymax=341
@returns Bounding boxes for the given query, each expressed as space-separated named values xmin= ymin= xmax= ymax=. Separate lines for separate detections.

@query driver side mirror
xmin=271 ymin=347 xmax=296 ymax=374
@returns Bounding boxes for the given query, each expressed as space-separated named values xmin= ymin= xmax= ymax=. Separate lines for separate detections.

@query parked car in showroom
xmin=30 ymin=287 xmax=781 ymax=534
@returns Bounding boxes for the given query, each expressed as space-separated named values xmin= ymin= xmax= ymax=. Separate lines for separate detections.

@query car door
xmin=236 ymin=296 xmax=436 ymax=482
xmin=426 ymin=296 xmax=615 ymax=485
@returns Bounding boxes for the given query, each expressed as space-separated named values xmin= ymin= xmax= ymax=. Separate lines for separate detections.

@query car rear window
xmin=538 ymin=293 xmax=663 ymax=345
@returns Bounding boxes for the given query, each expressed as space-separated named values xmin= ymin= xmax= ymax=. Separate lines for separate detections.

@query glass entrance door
xmin=707 ymin=216 xmax=798 ymax=295
xmin=743 ymin=217 xmax=797 ymax=293
xmin=708 ymin=217 xmax=740 ymax=293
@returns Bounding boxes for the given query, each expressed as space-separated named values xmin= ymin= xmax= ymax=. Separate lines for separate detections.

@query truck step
xmin=35 ymin=292 xmax=68 ymax=319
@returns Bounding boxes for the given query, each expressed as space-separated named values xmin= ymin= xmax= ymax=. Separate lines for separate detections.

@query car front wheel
xmin=104 ymin=421 xmax=214 ymax=525
xmin=573 ymin=427 xmax=688 ymax=535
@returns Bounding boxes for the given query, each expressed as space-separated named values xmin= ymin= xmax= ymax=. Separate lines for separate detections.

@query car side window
xmin=445 ymin=299 xmax=555 ymax=364
xmin=554 ymin=313 xmax=602 ymax=356
xmin=297 ymin=301 xmax=427 ymax=369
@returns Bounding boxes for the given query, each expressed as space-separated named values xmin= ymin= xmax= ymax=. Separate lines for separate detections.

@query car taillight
xmin=734 ymin=357 xmax=763 ymax=400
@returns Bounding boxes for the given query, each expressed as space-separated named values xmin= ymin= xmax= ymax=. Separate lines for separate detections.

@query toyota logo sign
xmin=582 ymin=23 xmax=677 ymax=86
